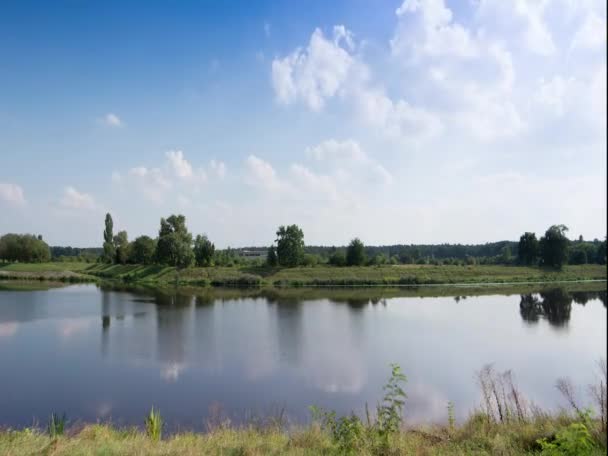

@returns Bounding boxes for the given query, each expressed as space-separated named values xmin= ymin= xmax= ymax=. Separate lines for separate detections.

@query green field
xmin=0 ymin=262 xmax=606 ymax=287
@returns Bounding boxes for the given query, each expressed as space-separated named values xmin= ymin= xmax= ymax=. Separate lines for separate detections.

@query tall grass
xmin=47 ymin=412 xmax=66 ymax=438
xmin=144 ymin=407 xmax=163 ymax=441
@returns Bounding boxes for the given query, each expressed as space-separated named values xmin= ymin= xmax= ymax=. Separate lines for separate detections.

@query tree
xmin=275 ymin=224 xmax=305 ymax=267
xmin=129 ymin=235 xmax=156 ymax=265
xmin=518 ymin=232 xmax=539 ymax=265
xmin=155 ymin=214 xmax=194 ymax=268
xmin=346 ymin=238 xmax=366 ymax=266
xmin=266 ymin=245 xmax=278 ymax=267
xmin=328 ymin=249 xmax=347 ymax=266
xmin=569 ymin=247 xmax=588 ymax=265
xmin=113 ymin=231 xmax=129 ymax=264
xmin=194 ymin=234 xmax=215 ymax=267
xmin=103 ymin=213 xmax=115 ymax=263
xmin=540 ymin=225 xmax=569 ymax=269
xmin=0 ymin=233 xmax=50 ymax=262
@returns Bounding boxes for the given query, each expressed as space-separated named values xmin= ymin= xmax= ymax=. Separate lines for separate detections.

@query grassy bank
xmin=1 ymin=417 xmax=606 ymax=455
xmin=1 ymin=262 xmax=605 ymax=288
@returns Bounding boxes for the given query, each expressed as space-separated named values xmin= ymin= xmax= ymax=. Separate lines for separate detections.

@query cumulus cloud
xmin=0 ymin=182 xmax=26 ymax=206
xmin=245 ymin=155 xmax=281 ymax=190
xmin=103 ymin=113 xmax=123 ymax=127
xmin=60 ymin=186 xmax=96 ymax=210
xmin=271 ymin=26 xmax=358 ymax=111
xmin=166 ymin=150 xmax=193 ymax=179
xmin=392 ymin=0 xmax=479 ymax=59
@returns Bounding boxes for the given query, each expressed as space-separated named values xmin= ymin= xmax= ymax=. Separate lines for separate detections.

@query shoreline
xmin=0 ymin=263 xmax=606 ymax=289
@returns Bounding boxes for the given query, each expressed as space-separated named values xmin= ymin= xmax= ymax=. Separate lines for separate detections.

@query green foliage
xmin=194 ymin=234 xmax=215 ymax=267
xmin=0 ymin=234 xmax=51 ymax=262
xmin=266 ymin=246 xmax=278 ymax=267
xmin=538 ymin=422 xmax=595 ymax=455
xmin=155 ymin=215 xmax=194 ymax=268
xmin=375 ymin=363 xmax=407 ymax=439
xmin=129 ymin=236 xmax=156 ymax=265
xmin=113 ymin=230 xmax=129 ymax=265
xmin=275 ymin=225 xmax=305 ymax=267
xmin=519 ymin=232 xmax=540 ymax=265
xmin=328 ymin=249 xmax=346 ymax=266
xmin=103 ymin=213 xmax=115 ymax=263
xmin=145 ymin=407 xmax=163 ymax=441
xmin=310 ymin=364 xmax=408 ymax=453
xmin=346 ymin=238 xmax=366 ymax=266
xmin=47 ymin=412 xmax=66 ymax=438
xmin=302 ymin=254 xmax=318 ymax=267
xmin=448 ymin=401 xmax=456 ymax=432
xmin=541 ymin=225 xmax=570 ymax=269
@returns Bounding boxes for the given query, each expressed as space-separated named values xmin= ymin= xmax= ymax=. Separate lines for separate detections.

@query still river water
xmin=0 ymin=283 xmax=605 ymax=430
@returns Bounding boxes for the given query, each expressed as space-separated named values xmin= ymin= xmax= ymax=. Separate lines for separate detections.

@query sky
xmin=0 ymin=0 xmax=606 ymax=248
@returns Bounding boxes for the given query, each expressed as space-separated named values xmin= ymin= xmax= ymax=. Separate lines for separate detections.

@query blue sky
xmin=1 ymin=0 xmax=606 ymax=247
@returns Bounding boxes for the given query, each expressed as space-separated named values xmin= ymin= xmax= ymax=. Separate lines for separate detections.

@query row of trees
xmin=102 ymin=213 xmax=215 ymax=268
xmin=518 ymin=225 xmax=607 ymax=269
xmin=0 ymin=234 xmax=50 ymax=262
xmin=264 ymin=224 xmax=606 ymax=269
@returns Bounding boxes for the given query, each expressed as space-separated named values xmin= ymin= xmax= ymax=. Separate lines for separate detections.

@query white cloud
xmin=571 ymin=11 xmax=607 ymax=50
xmin=128 ymin=167 xmax=171 ymax=203
xmin=354 ymin=87 xmax=443 ymax=142
xmin=209 ymin=160 xmax=226 ymax=179
xmin=60 ymin=186 xmax=96 ymax=210
xmin=475 ymin=0 xmax=556 ymax=55
xmin=0 ymin=182 xmax=26 ymax=206
xmin=306 ymin=138 xmax=366 ymax=162
xmin=271 ymin=27 xmax=357 ymax=111
xmin=392 ymin=0 xmax=478 ymax=59
xmin=166 ymin=150 xmax=193 ymax=179
xmin=245 ymin=155 xmax=281 ymax=190
xmin=103 ymin=113 xmax=123 ymax=127
xmin=305 ymin=139 xmax=393 ymax=185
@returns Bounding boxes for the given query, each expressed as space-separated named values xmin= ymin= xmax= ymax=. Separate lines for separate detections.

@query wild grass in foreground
xmin=1 ymin=362 xmax=606 ymax=455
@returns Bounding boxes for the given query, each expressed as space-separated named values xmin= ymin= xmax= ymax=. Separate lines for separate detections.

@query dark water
xmin=0 ymin=284 xmax=605 ymax=430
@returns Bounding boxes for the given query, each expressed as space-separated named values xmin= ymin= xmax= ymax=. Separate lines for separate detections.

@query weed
xmin=144 ymin=407 xmax=163 ymax=441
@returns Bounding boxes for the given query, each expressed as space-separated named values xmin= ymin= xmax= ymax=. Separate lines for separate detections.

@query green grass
xmin=0 ymin=262 xmax=92 ymax=272
xmin=85 ymin=263 xmax=606 ymax=287
xmin=0 ymin=414 xmax=605 ymax=455
xmin=1 ymin=262 xmax=606 ymax=288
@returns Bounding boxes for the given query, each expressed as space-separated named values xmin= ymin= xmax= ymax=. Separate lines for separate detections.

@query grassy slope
xmin=1 ymin=262 xmax=606 ymax=287
xmin=1 ymin=415 xmax=606 ymax=455
xmin=86 ymin=263 xmax=606 ymax=286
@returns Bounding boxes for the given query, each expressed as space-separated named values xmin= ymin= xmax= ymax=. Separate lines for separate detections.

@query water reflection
xmin=519 ymin=288 xmax=606 ymax=327
xmin=0 ymin=283 xmax=605 ymax=429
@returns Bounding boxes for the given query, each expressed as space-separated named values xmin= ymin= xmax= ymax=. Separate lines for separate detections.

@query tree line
xmin=1 ymin=216 xmax=605 ymax=269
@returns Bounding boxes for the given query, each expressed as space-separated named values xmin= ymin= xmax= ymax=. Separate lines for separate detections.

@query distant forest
xmin=46 ymin=237 xmax=605 ymax=266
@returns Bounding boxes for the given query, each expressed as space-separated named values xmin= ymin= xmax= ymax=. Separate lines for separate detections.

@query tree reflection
xmin=519 ymin=288 xmax=572 ymax=327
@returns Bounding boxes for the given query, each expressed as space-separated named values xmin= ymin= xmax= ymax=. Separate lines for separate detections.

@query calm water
xmin=0 ymin=284 xmax=605 ymax=430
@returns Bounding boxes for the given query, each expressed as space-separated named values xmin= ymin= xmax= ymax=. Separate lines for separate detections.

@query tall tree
xmin=540 ymin=225 xmax=569 ymax=269
xmin=194 ymin=234 xmax=215 ymax=267
xmin=346 ymin=238 xmax=366 ymax=266
xmin=103 ymin=213 xmax=115 ymax=263
xmin=518 ymin=232 xmax=539 ymax=265
xmin=275 ymin=224 xmax=305 ymax=267
xmin=155 ymin=214 xmax=194 ymax=268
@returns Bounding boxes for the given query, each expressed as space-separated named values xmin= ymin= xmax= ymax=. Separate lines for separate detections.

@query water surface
xmin=0 ymin=284 xmax=605 ymax=430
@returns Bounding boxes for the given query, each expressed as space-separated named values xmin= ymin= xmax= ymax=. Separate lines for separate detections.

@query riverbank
xmin=1 ymin=411 xmax=605 ymax=455
xmin=0 ymin=262 xmax=606 ymax=288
